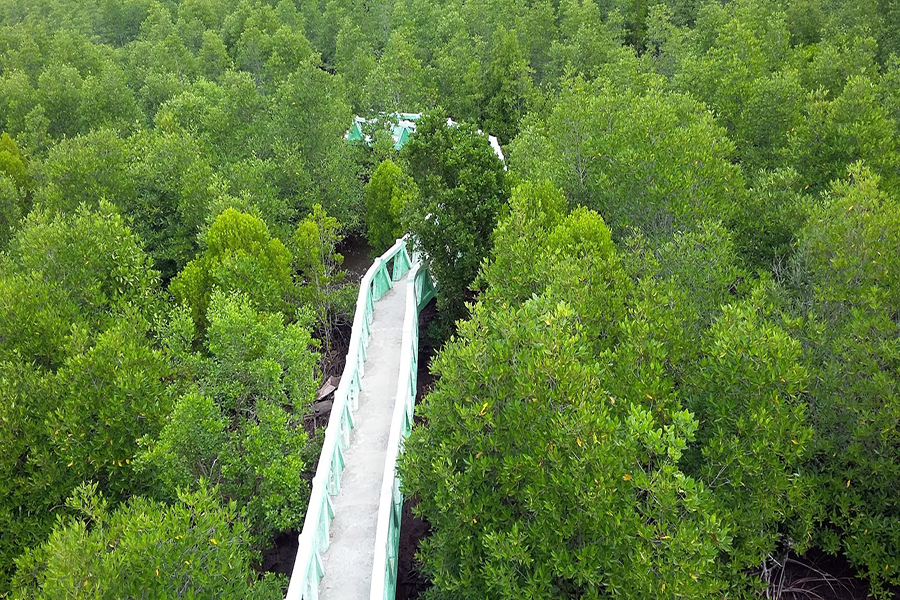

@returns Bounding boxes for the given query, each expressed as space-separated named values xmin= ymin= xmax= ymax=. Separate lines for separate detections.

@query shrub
xmin=787 ymin=164 xmax=900 ymax=596
xmin=509 ymin=76 xmax=744 ymax=241
xmin=170 ymin=208 xmax=293 ymax=333
xmin=11 ymin=483 xmax=283 ymax=599
xmin=683 ymin=292 xmax=813 ymax=575
xmin=400 ymin=296 xmax=731 ymax=599
xmin=403 ymin=112 xmax=510 ymax=333
xmin=364 ymin=159 xmax=415 ymax=252
xmin=139 ymin=292 xmax=318 ymax=541
xmin=294 ymin=204 xmax=356 ymax=353
xmin=0 ymin=204 xmax=165 ymax=592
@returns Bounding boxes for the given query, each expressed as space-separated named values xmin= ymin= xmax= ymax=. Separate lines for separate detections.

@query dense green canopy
xmin=1 ymin=0 xmax=899 ymax=597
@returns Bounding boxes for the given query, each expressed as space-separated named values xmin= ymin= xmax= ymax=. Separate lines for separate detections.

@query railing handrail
xmin=369 ymin=264 xmax=419 ymax=598
xmin=369 ymin=261 xmax=436 ymax=599
xmin=285 ymin=236 xmax=413 ymax=600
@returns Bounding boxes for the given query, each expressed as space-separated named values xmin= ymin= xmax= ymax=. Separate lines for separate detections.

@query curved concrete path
xmin=318 ymin=273 xmax=409 ymax=599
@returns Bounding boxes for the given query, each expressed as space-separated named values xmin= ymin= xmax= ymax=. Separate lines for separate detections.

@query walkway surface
xmin=318 ymin=273 xmax=409 ymax=599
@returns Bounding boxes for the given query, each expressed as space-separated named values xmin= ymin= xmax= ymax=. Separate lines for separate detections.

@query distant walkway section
xmin=319 ymin=273 xmax=405 ymax=598
xmin=285 ymin=237 xmax=435 ymax=600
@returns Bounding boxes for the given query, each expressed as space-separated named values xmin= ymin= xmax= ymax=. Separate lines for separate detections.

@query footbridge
xmin=285 ymin=237 xmax=436 ymax=600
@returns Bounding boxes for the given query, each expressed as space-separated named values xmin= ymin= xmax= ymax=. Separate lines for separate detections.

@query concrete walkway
xmin=319 ymin=274 xmax=409 ymax=600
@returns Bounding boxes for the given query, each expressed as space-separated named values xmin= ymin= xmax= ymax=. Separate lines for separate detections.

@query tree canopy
xmin=2 ymin=0 xmax=900 ymax=596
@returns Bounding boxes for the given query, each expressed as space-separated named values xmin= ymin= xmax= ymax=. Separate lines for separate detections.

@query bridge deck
xmin=318 ymin=273 xmax=409 ymax=599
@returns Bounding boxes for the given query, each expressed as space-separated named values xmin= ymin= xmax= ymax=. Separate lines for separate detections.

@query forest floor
xmin=341 ymin=234 xmax=376 ymax=283
xmin=764 ymin=548 xmax=878 ymax=600
xmin=260 ymin=531 xmax=300 ymax=579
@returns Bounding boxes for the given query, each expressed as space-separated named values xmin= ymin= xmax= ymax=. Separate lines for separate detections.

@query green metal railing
xmin=285 ymin=237 xmax=415 ymax=600
xmin=369 ymin=257 xmax=435 ymax=600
